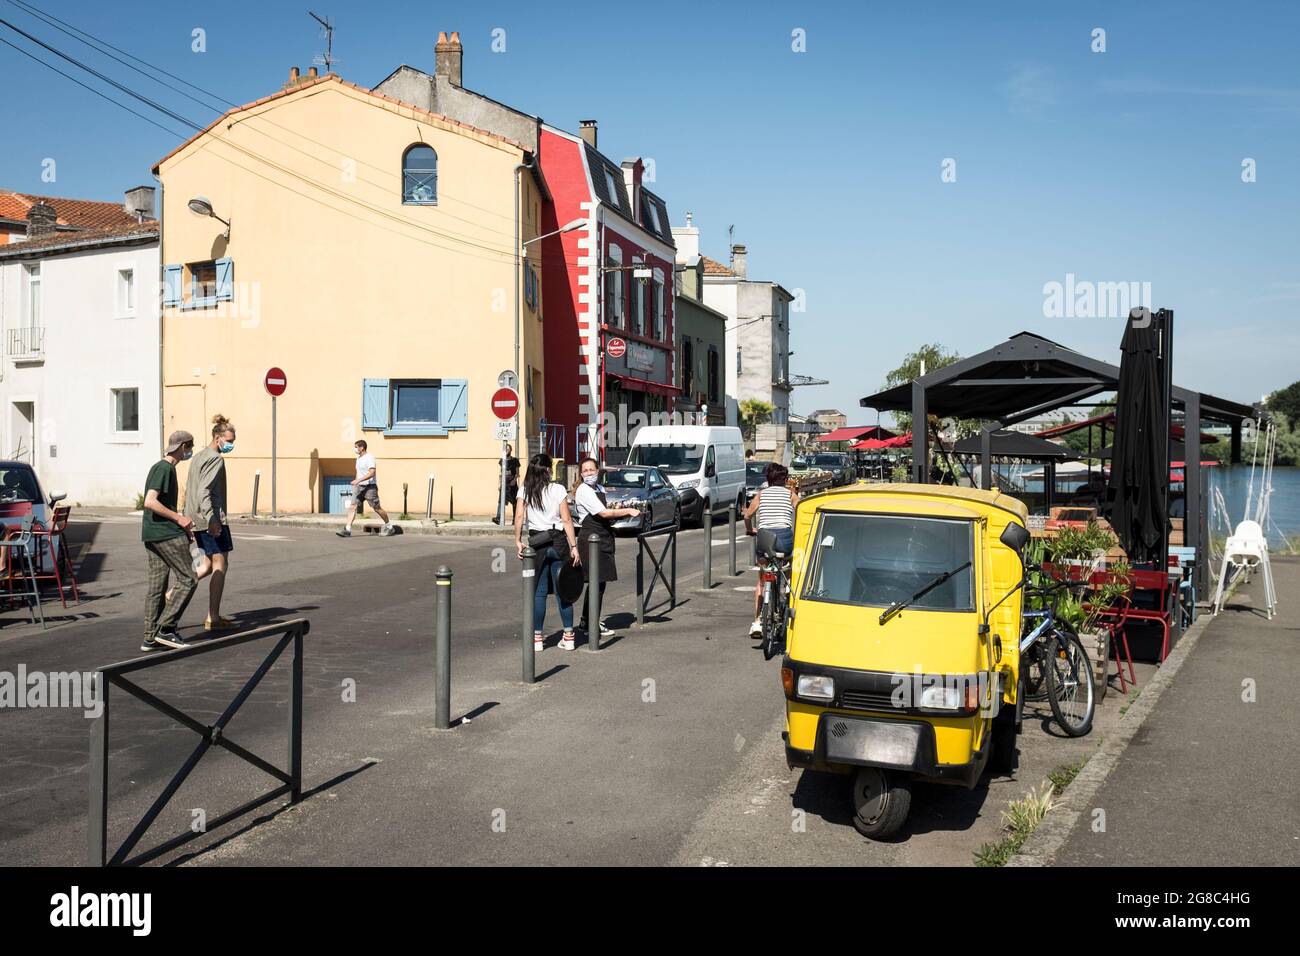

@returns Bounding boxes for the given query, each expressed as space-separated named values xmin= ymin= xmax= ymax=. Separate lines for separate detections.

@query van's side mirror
xmin=705 ymin=464 xmax=716 ymax=478
xmin=48 ymin=490 xmax=67 ymax=506
xmin=999 ymin=522 xmax=1030 ymax=555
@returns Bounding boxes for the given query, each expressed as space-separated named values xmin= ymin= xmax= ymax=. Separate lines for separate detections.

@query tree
xmin=1267 ymin=381 xmax=1300 ymax=427
xmin=881 ymin=343 xmax=980 ymax=437
xmin=738 ymin=399 xmax=774 ymax=442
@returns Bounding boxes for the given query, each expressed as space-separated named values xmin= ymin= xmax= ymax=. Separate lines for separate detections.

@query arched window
xmin=402 ymin=145 xmax=438 ymax=204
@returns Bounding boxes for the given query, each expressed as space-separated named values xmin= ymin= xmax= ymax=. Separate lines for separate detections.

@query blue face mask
xmin=219 ymin=441 xmax=235 ymax=454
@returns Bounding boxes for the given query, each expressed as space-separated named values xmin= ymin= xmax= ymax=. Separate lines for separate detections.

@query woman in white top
xmin=741 ymin=462 xmax=799 ymax=637
xmin=571 ymin=456 xmax=640 ymax=639
xmin=514 ymin=454 xmax=580 ymax=651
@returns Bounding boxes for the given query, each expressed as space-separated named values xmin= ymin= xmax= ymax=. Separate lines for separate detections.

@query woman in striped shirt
xmin=742 ymin=462 xmax=799 ymax=637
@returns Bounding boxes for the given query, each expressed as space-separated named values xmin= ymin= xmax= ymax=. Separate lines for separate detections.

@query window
xmin=361 ymin=378 xmax=468 ymax=436
xmin=604 ymin=168 xmax=621 ymax=210
xmin=112 ymin=387 xmax=140 ymax=435
xmin=652 ymin=269 xmax=665 ymax=340
xmin=605 ymin=247 xmax=623 ymax=325
xmin=178 ymin=258 xmax=232 ymax=308
xmin=118 ymin=268 xmax=135 ymax=316
xmin=524 ymin=262 xmax=538 ymax=311
xmin=630 ymin=266 xmax=644 ymax=335
xmin=708 ymin=347 xmax=720 ymax=403
xmin=682 ymin=338 xmax=694 ymax=394
xmin=645 ymin=199 xmax=661 ymax=234
xmin=736 ymin=346 xmax=743 ymax=375
xmin=802 ymin=513 xmax=974 ymax=612
xmin=25 ymin=264 xmax=40 ymax=329
xmin=402 ymin=145 xmax=438 ymax=204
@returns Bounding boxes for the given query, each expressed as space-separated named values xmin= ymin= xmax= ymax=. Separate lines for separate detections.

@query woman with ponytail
xmin=513 ymin=453 xmax=580 ymax=651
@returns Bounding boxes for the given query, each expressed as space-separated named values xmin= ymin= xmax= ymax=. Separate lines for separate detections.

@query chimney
xmin=621 ymin=159 xmax=643 ymax=222
xmin=579 ymin=120 xmax=598 ymax=149
xmin=307 ymin=66 xmax=319 ymax=79
xmin=26 ymin=202 xmax=58 ymax=239
xmin=671 ymin=213 xmax=699 ymax=263
xmin=730 ymin=243 xmax=747 ymax=279
xmin=286 ymin=66 xmax=300 ymax=89
xmin=124 ymin=186 xmax=156 ymax=222
xmin=435 ymin=31 xmax=463 ymax=87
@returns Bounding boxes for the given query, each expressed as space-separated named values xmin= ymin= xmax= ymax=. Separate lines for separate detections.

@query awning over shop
xmin=606 ymin=373 xmax=679 ymax=398
xmin=816 ymin=425 xmax=896 ymax=444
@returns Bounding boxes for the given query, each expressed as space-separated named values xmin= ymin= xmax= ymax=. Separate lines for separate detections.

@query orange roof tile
xmin=0 ymin=190 xmax=141 ymax=231
xmin=0 ymin=219 xmax=157 ymax=257
xmin=152 ymin=73 xmax=528 ymax=173
xmin=701 ymin=255 xmax=737 ymax=276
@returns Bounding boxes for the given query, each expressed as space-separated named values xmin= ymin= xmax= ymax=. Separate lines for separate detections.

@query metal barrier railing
xmin=88 ymin=618 xmax=308 ymax=867
xmin=636 ymin=521 xmax=678 ymax=624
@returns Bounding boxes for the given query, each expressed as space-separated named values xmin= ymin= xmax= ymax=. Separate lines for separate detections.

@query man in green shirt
xmin=141 ymin=430 xmax=206 ymax=651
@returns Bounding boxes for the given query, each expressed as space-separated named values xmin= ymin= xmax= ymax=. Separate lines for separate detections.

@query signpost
xmin=494 ymin=373 xmax=521 ymax=525
xmin=607 ymin=337 xmax=627 ymax=359
xmin=264 ymin=368 xmax=287 ymax=516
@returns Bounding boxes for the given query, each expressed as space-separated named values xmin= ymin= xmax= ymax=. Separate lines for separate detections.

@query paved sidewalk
xmin=1054 ymin=557 xmax=1300 ymax=866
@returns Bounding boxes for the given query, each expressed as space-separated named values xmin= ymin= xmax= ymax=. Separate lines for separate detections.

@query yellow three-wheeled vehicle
xmin=781 ymin=483 xmax=1032 ymax=839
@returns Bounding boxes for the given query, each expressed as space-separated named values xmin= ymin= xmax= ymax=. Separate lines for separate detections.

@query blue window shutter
xmin=362 ymin=379 xmax=390 ymax=430
xmin=215 ymin=258 xmax=234 ymax=301
xmin=441 ymin=379 xmax=468 ymax=429
xmin=163 ymin=264 xmax=182 ymax=306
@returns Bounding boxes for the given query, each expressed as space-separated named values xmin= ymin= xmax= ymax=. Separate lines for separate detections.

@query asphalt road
xmin=0 ymin=512 xmax=1147 ymax=866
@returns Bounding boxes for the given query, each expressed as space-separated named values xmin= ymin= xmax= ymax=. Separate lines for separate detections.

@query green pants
xmin=144 ymin=536 xmax=197 ymax=640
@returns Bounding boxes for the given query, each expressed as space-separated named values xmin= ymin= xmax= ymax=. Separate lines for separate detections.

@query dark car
xmin=810 ymin=452 xmax=854 ymax=486
xmin=744 ymin=461 xmax=771 ymax=507
xmin=0 ymin=460 xmax=67 ymax=558
xmin=600 ymin=465 xmax=681 ymax=532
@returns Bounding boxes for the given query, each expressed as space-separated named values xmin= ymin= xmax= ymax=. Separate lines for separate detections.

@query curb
xmin=235 ymin=515 xmax=511 ymax=537
xmin=1006 ymin=604 xmax=1216 ymax=867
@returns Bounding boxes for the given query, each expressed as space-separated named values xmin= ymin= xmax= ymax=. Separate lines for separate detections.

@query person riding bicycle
xmin=742 ymin=462 xmax=799 ymax=638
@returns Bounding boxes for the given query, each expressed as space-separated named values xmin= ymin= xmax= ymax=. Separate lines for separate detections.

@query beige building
xmin=154 ymin=71 xmax=547 ymax=515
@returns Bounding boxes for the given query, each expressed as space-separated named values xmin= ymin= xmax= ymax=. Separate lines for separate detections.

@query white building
xmin=0 ymin=188 xmax=160 ymax=505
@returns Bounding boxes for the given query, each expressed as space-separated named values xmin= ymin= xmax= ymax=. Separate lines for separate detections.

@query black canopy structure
xmin=859 ymin=322 xmax=1255 ymax=594
xmin=950 ymin=429 xmax=1078 ymax=460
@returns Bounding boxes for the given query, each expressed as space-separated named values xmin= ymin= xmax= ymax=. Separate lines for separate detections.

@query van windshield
xmin=802 ymin=512 xmax=974 ymax=612
xmin=627 ymin=444 xmax=704 ymax=475
xmin=812 ymin=455 xmax=842 ymax=467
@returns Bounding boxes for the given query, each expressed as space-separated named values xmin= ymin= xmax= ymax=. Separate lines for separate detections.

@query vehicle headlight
xmin=919 ymin=684 xmax=963 ymax=710
xmin=678 ymin=479 xmax=699 ymax=490
xmin=797 ymin=674 xmax=835 ymax=701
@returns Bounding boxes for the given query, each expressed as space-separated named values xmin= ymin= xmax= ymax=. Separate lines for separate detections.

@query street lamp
xmin=187 ymin=195 xmax=231 ymax=239
xmin=521 ymin=217 xmax=585 ymax=256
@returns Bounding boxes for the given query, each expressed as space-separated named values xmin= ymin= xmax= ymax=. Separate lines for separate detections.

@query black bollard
xmin=702 ymin=505 xmax=713 ymax=589
xmin=434 ymin=566 xmax=452 ymax=730
xmin=728 ymin=503 xmax=738 ymax=576
xmin=521 ymin=546 xmax=536 ymax=683
xmin=585 ymin=536 xmax=601 ymax=652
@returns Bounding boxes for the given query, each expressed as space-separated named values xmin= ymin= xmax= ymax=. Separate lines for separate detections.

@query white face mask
xmin=582 ymin=474 xmax=598 ymax=487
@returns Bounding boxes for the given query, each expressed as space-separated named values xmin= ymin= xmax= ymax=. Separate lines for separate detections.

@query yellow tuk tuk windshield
xmin=801 ymin=512 xmax=976 ymax=612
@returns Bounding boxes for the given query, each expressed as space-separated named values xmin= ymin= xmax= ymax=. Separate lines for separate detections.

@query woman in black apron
xmin=572 ymin=457 xmax=641 ymax=638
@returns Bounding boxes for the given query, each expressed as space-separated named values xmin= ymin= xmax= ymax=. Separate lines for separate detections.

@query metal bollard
xmin=251 ymin=471 xmax=261 ymax=517
xmin=521 ymin=546 xmax=536 ymax=683
xmin=702 ymin=506 xmax=713 ymax=589
xmin=403 ymin=482 xmax=409 ymax=517
xmin=585 ymin=536 xmax=601 ymax=652
xmin=425 ymin=474 xmax=435 ymax=520
xmin=635 ymin=534 xmax=645 ymax=627
xmin=434 ymin=566 xmax=452 ymax=730
xmin=728 ymin=503 xmax=738 ymax=576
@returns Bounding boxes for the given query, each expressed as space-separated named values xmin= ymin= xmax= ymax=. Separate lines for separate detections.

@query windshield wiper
xmin=878 ymin=561 xmax=972 ymax=626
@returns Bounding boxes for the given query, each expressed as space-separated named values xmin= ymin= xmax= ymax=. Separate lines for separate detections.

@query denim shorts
xmin=195 ymin=524 xmax=234 ymax=555
xmin=758 ymin=527 xmax=794 ymax=557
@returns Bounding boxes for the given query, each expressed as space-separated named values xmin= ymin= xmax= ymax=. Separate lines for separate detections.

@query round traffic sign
xmin=607 ymin=337 xmax=627 ymax=358
xmin=265 ymin=367 xmax=287 ymax=397
xmin=491 ymin=386 xmax=520 ymax=421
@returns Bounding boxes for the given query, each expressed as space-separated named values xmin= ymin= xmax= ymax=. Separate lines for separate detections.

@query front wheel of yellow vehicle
xmin=851 ymin=767 xmax=911 ymax=840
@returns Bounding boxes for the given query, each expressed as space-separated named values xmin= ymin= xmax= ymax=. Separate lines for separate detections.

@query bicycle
xmin=755 ymin=529 xmax=792 ymax=661
xmin=1020 ymin=571 xmax=1095 ymax=737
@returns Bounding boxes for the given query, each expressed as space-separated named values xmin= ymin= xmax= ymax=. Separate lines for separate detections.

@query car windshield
xmin=802 ymin=512 xmax=974 ymax=612
xmin=0 ymin=466 xmax=41 ymax=504
xmin=813 ymin=455 xmax=842 ymax=467
xmin=746 ymin=463 xmax=768 ymax=484
xmin=627 ymin=444 xmax=704 ymax=475
xmin=603 ymin=468 xmax=648 ymax=489
xmin=791 ymin=457 xmax=809 ymax=470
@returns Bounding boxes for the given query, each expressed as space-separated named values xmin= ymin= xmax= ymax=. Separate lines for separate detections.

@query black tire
xmin=851 ymin=768 xmax=911 ymax=840
xmin=672 ymin=504 xmax=681 ymax=528
xmin=762 ymin=598 xmax=783 ymax=660
xmin=989 ymin=712 xmax=1018 ymax=775
xmin=1023 ymin=643 xmax=1049 ymax=702
xmin=698 ymin=497 xmax=711 ymax=526
xmin=1045 ymin=622 xmax=1095 ymax=737
xmin=758 ymin=581 xmax=773 ymax=642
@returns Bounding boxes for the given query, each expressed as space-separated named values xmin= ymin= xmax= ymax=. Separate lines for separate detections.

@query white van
xmin=626 ymin=425 xmax=746 ymax=524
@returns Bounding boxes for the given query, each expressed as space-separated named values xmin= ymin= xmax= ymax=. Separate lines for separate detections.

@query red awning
xmin=816 ymin=425 xmax=895 ymax=444
xmin=1036 ymin=413 xmax=1217 ymax=444
xmin=607 ymin=373 xmax=680 ymax=398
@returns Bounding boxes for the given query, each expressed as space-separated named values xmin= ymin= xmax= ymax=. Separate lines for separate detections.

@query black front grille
xmin=839 ymin=689 xmax=899 ymax=712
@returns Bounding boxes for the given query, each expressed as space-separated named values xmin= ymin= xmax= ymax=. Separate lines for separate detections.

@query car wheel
xmin=673 ymin=504 xmax=681 ymax=528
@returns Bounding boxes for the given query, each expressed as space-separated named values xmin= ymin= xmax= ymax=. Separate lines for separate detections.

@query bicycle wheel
xmin=1045 ymin=621 xmax=1095 ymax=737
xmin=758 ymin=580 xmax=773 ymax=642
xmin=1023 ymin=642 xmax=1049 ymax=702
xmin=763 ymin=592 xmax=785 ymax=660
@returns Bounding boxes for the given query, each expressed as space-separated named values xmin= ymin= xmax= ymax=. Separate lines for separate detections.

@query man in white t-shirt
xmin=337 ymin=439 xmax=395 ymax=537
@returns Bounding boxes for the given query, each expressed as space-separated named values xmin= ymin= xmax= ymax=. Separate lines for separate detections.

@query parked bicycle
xmin=1020 ymin=572 xmax=1095 ymax=736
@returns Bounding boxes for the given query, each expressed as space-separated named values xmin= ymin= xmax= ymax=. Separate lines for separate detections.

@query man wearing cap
xmin=140 ymin=431 xmax=208 ymax=651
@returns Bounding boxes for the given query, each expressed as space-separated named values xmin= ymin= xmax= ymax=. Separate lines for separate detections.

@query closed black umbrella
xmin=1105 ymin=319 xmax=1167 ymax=564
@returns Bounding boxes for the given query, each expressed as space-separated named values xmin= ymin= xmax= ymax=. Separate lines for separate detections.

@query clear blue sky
xmin=2 ymin=0 xmax=1296 ymax=424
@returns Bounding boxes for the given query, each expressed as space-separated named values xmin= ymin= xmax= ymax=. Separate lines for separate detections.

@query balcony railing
xmin=8 ymin=326 xmax=44 ymax=360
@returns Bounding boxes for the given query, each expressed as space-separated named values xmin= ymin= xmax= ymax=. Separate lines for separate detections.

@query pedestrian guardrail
xmin=635 ymin=521 xmax=678 ymax=624
xmin=88 ymin=618 xmax=308 ymax=867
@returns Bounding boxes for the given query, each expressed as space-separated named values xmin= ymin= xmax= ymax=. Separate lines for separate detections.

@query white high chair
xmin=1211 ymin=520 xmax=1277 ymax=619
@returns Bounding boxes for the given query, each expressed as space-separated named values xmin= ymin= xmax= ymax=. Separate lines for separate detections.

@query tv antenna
xmin=309 ymin=11 xmax=337 ymax=71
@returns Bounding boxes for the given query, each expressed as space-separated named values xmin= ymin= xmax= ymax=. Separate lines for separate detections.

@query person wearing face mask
xmin=185 ymin=413 xmax=238 ymax=630
xmin=571 ymin=456 xmax=640 ymax=640
xmin=140 ymin=430 xmax=209 ymax=651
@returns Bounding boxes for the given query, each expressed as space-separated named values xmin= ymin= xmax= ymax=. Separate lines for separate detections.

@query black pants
xmin=578 ymin=581 xmax=607 ymax=628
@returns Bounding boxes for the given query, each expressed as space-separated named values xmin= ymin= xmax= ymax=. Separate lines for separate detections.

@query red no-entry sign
xmin=264 ymin=367 xmax=287 ymax=397
xmin=607 ymin=337 xmax=626 ymax=358
xmin=491 ymin=386 xmax=520 ymax=420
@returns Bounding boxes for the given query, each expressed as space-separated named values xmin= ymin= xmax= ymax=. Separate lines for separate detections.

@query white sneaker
xmin=533 ymin=633 xmax=544 ymax=651
xmin=380 ymin=524 xmax=397 ymax=536
xmin=559 ymin=634 xmax=576 ymax=651
xmin=749 ymin=619 xmax=763 ymax=637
